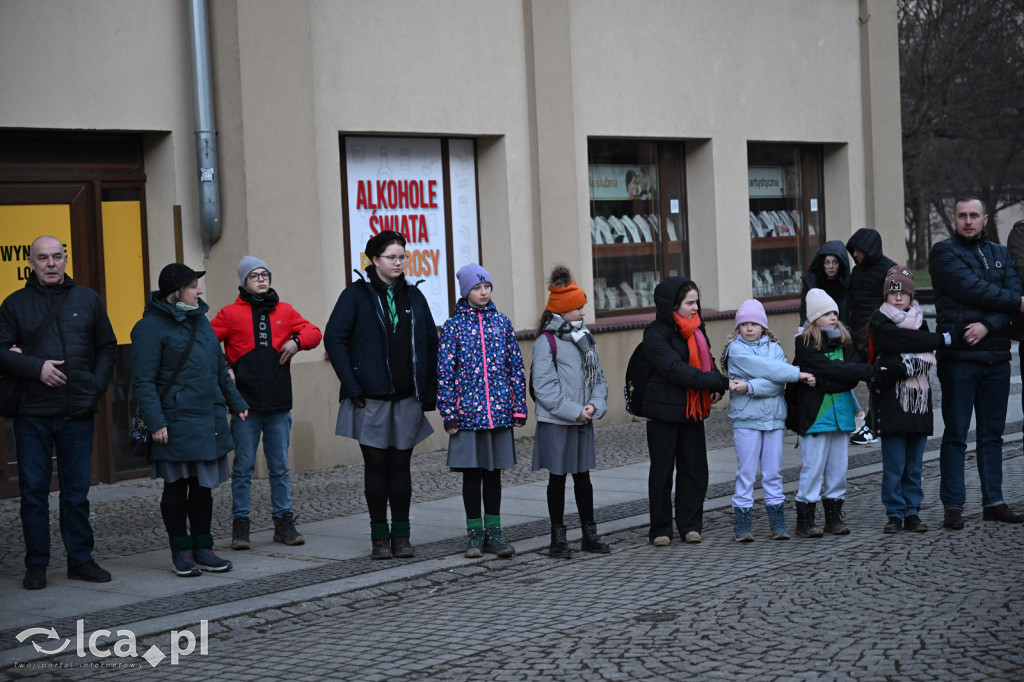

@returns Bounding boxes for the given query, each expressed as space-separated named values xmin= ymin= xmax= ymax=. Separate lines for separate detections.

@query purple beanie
xmin=456 ymin=263 xmax=493 ymax=299
xmin=735 ymin=298 xmax=769 ymax=330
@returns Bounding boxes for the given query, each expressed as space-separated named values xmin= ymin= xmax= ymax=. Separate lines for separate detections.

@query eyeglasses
xmin=378 ymin=255 xmax=408 ymax=265
xmin=248 ymin=271 xmax=271 ymax=281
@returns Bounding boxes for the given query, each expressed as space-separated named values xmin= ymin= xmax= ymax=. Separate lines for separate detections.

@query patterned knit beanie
xmin=545 ymin=265 xmax=587 ymax=314
xmin=883 ymin=265 xmax=915 ymax=297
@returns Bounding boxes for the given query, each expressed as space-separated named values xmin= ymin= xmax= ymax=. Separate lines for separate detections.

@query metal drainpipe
xmin=187 ymin=0 xmax=220 ymax=257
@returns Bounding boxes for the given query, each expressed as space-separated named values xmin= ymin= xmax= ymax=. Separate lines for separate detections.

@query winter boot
xmin=733 ymin=507 xmax=754 ymax=542
xmin=581 ymin=521 xmax=611 ymax=554
xmin=170 ymin=536 xmax=201 ymax=577
xmin=549 ymin=524 xmax=571 ymax=559
xmin=465 ymin=528 xmax=486 ymax=558
xmin=273 ymin=511 xmax=305 ymax=545
xmin=484 ymin=527 xmax=515 ymax=558
xmin=370 ymin=522 xmax=392 ymax=559
xmin=231 ymin=517 xmax=251 ymax=550
xmin=822 ymin=498 xmax=850 ymax=535
xmin=795 ymin=501 xmax=823 ymax=538
xmin=765 ymin=503 xmax=790 ymax=540
xmin=390 ymin=521 xmax=414 ymax=558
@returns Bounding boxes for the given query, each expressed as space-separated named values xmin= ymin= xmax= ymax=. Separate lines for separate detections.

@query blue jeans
xmin=231 ymin=409 xmax=293 ymax=518
xmin=15 ymin=415 xmax=96 ymax=568
xmin=880 ymin=433 xmax=927 ymax=518
xmin=938 ymin=360 xmax=1009 ymax=510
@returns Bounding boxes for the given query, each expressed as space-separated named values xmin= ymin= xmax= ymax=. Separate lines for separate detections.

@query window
xmin=588 ymin=140 xmax=687 ymax=316
xmin=747 ymin=143 xmax=824 ymax=299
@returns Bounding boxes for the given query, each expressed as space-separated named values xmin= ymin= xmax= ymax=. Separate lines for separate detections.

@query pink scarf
xmin=879 ymin=301 xmax=934 ymax=414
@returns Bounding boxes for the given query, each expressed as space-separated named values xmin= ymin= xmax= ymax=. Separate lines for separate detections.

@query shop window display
xmin=748 ymin=144 xmax=824 ymax=299
xmin=588 ymin=140 xmax=687 ymax=316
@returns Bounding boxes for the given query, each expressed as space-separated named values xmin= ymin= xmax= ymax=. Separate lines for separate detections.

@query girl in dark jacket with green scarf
xmin=131 ymin=264 xmax=248 ymax=577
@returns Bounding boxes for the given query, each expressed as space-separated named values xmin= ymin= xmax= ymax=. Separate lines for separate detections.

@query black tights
xmin=361 ymin=445 xmax=413 ymax=524
xmin=160 ymin=477 xmax=212 ymax=539
xmin=547 ymin=471 xmax=595 ymax=526
xmin=461 ymin=468 xmax=502 ymax=519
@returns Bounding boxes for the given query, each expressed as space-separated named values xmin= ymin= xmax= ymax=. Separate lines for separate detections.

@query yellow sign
xmin=101 ymin=201 xmax=146 ymax=344
xmin=0 ymin=205 xmax=73 ymax=303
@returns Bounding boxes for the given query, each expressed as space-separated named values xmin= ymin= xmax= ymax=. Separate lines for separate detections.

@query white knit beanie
xmin=805 ymin=288 xmax=839 ymax=325
xmin=238 ymin=255 xmax=270 ymax=287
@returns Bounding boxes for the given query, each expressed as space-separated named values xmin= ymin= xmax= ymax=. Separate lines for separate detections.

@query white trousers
xmin=796 ymin=431 xmax=848 ymax=503
xmin=731 ymin=428 xmax=785 ymax=508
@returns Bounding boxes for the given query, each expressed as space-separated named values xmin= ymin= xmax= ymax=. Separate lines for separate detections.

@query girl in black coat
xmin=869 ymin=267 xmax=951 ymax=534
xmin=640 ymin=277 xmax=728 ymax=545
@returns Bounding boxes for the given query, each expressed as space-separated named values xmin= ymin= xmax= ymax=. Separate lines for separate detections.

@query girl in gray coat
xmin=721 ymin=299 xmax=814 ymax=542
xmin=530 ymin=266 xmax=610 ymax=558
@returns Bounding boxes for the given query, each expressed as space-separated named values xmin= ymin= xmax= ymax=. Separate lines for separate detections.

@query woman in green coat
xmin=131 ymin=264 xmax=248 ymax=577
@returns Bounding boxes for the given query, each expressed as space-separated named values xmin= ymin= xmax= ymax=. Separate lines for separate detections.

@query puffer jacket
xmin=0 ymin=274 xmax=116 ymax=418
xmin=211 ymin=288 xmax=322 ymax=412
xmin=639 ymin=277 xmax=728 ymax=424
xmin=929 ymin=230 xmax=1023 ymax=364
xmin=786 ymin=331 xmax=875 ymax=435
xmin=847 ymin=228 xmax=896 ymax=349
xmin=531 ymin=318 xmax=608 ymax=426
xmin=130 ymin=295 xmax=248 ymax=463
xmin=437 ymin=299 xmax=527 ymax=430
xmin=323 ymin=272 xmax=438 ymax=407
xmin=799 ymin=240 xmax=851 ymax=326
xmin=723 ymin=336 xmax=799 ymax=431
xmin=1006 ymin=219 xmax=1024 ymax=342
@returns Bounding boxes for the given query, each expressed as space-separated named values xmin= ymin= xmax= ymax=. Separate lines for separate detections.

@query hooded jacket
xmin=1000 ymin=219 xmax=1024 ymax=342
xmin=437 ymin=299 xmax=527 ymax=430
xmin=929 ymin=229 xmax=1022 ymax=364
xmin=211 ymin=288 xmax=322 ymax=412
xmin=130 ymin=294 xmax=248 ymax=463
xmin=639 ymin=277 xmax=728 ymax=423
xmin=847 ymin=228 xmax=896 ymax=348
xmin=0 ymin=273 xmax=116 ymax=418
xmin=530 ymin=316 xmax=608 ymax=426
xmin=799 ymin=240 xmax=851 ymax=326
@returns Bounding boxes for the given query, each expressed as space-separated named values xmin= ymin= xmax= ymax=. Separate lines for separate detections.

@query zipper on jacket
xmin=409 ymin=305 xmax=421 ymax=399
xmin=476 ymin=309 xmax=494 ymax=429
xmin=53 ymin=291 xmax=71 ymax=416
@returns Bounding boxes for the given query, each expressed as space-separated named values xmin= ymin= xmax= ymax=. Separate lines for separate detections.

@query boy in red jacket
xmin=212 ymin=256 xmax=322 ymax=549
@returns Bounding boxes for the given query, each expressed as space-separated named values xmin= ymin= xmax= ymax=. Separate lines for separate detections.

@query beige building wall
xmin=0 ymin=0 xmax=903 ymax=473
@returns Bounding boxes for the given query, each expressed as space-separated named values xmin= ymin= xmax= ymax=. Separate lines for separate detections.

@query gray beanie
xmin=238 ymin=255 xmax=270 ymax=287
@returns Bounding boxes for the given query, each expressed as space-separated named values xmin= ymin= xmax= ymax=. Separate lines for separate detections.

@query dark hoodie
xmin=639 ymin=277 xmax=728 ymax=423
xmin=846 ymin=228 xmax=896 ymax=352
xmin=800 ymin=240 xmax=851 ymax=326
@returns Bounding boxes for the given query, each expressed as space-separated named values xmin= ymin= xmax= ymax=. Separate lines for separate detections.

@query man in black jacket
xmin=0 ymin=236 xmax=117 ymax=590
xmin=930 ymin=198 xmax=1024 ymax=529
xmin=846 ymin=228 xmax=896 ymax=445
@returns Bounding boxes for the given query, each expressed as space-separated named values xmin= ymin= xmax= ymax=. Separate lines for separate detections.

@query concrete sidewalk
xmin=1 ymin=380 xmax=1022 ymax=667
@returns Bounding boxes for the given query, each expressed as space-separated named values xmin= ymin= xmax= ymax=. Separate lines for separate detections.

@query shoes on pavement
xmin=484 ymin=527 xmax=516 ymax=558
xmin=273 ymin=511 xmax=305 ymax=545
xmin=391 ymin=537 xmax=415 ymax=558
xmin=465 ymin=528 xmax=485 ymax=558
xmin=67 ymin=559 xmax=111 ymax=583
xmin=903 ymin=515 xmax=928 ymax=533
xmin=171 ymin=549 xmax=202 ymax=577
xmin=194 ymin=548 xmax=233 ymax=572
xmin=982 ymin=503 xmax=1024 ymax=523
xmin=651 ymin=536 xmax=670 ymax=547
xmin=943 ymin=509 xmax=964 ymax=530
xmin=371 ymin=539 xmax=393 ymax=560
xmin=884 ymin=516 xmax=902 ymax=534
xmin=231 ymin=517 xmax=251 ymax=550
xmin=850 ymin=424 xmax=877 ymax=445
xmin=684 ymin=531 xmax=702 ymax=543
xmin=23 ymin=565 xmax=46 ymax=590
xmin=549 ymin=524 xmax=571 ymax=559
xmin=581 ymin=521 xmax=610 ymax=554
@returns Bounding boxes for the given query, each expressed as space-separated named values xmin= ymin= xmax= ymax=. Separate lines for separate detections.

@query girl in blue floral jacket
xmin=438 ymin=263 xmax=527 ymax=559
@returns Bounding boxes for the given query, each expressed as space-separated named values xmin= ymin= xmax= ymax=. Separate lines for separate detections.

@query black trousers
xmin=646 ymin=420 xmax=708 ymax=540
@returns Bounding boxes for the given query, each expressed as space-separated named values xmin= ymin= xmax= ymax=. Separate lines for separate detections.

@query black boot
xmin=822 ymin=498 xmax=850 ymax=535
xmin=795 ymin=501 xmax=823 ymax=538
xmin=581 ymin=521 xmax=611 ymax=554
xmin=549 ymin=524 xmax=571 ymax=559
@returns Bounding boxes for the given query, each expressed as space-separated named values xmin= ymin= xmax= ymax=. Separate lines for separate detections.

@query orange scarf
xmin=674 ymin=312 xmax=712 ymax=421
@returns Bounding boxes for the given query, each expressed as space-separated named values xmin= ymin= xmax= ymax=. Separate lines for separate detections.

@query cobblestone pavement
xmin=3 ymin=443 xmax=1022 ymax=681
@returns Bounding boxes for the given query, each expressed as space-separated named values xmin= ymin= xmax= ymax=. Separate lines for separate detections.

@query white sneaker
xmin=850 ymin=424 xmax=876 ymax=445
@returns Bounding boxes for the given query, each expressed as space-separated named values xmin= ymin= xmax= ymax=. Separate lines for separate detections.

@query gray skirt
xmin=335 ymin=396 xmax=434 ymax=450
xmin=447 ymin=428 xmax=516 ymax=471
xmin=151 ymin=456 xmax=230 ymax=488
xmin=531 ymin=421 xmax=596 ymax=475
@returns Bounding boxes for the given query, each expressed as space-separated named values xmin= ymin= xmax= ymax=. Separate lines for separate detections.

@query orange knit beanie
xmin=545 ymin=265 xmax=587 ymax=314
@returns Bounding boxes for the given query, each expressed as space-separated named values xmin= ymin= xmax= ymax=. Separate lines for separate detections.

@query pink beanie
xmin=735 ymin=299 xmax=769 ymax=330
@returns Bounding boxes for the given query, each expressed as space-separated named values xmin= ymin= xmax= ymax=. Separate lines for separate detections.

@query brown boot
xmin=982 ymin=503 xmax=1024 ymax=523
xmin=943 ymin=508 xmax=964 ymax=530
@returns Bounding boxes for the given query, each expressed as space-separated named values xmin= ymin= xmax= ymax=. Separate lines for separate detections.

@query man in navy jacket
xmin=929 ymin=198 xmax=1024 ymax=529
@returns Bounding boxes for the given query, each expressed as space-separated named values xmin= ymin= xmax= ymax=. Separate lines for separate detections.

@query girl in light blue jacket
xmin=721 ymin=299 xmax=814 ymax=542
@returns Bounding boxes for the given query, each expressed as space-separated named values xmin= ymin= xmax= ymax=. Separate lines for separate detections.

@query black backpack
xmin=623 ymin=340 xmax=654 ymax=416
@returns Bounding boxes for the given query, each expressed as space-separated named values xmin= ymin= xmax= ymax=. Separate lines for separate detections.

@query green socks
xmin=484 ymin=514 xmax=501 ymax=529
xmin=466 ymin=517 xmax=484 ymax=531
xmin=169 ymin=535 xmax=193 ymax=552
xmin=391 ymin=521 xmax=410 ymax=538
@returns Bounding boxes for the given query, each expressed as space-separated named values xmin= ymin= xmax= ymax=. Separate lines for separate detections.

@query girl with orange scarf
xmin=638 ymin=278 xmax=729 ymax=545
